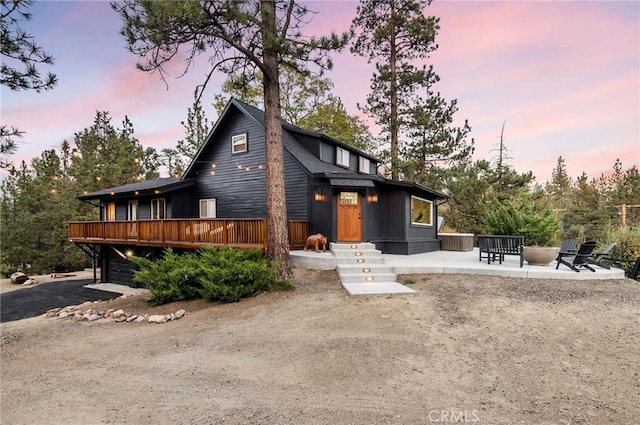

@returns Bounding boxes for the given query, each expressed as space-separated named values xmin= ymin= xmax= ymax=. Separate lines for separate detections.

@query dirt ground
xmin=1 ymin=269 xmax=639 ymax=425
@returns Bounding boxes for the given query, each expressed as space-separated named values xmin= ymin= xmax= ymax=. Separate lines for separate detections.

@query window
xmin=411 ymin=195 xmax=433 ymax=226
xmin=104 ymin=203 xmax=116 ymax=221
xmin=340 ymin=192 xmax=359 ymax=205
xmin=359 ymin=157 xmax=370 ymax=174
xmin=232 ymin=133 xmax=247 ymax=154
xmin=151 ymin=198 xmax=166 ymax=220
xmin=199 ymin=199 xmax=217 ymax=218
xmin=127 ymin=200 xmax=138 ymax=221
xmin=336 ymin=147 xmax=349 ymax=167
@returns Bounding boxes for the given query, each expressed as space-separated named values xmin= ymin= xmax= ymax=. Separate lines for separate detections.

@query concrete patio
xmin=291 ymin=247 xmax=626 ymax=280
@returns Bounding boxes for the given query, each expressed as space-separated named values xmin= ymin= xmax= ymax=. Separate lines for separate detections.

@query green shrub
xmin=600 ymin=226 xmax=640 ymax=273
xmin=131 ymin=247 xmax=292 ymax=305
xmin=484 ymin=195 xmax=559 ymax=246
xmin=130 ymin=249 xmax=203 ymax=305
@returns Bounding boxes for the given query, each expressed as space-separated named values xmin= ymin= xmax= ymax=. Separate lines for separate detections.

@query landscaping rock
xmin=148 ymin=315 xmax=167 ymax=324
xmin=46 ymin=305 xmax=187 ymax=325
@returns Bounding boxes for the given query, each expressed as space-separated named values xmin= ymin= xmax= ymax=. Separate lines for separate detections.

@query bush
xmin=130 ymin=247 xmax=293 ymax=305
xmin=130 ymin=249 xmax=203 ymax=305
xmin=600 ymin=226 xmax=640 ymax=273
xmin=484 ymin=194 xmax=559 ymax=246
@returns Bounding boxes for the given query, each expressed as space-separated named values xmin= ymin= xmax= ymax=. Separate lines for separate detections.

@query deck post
xmin=262 ymin=219 xmax=268 ymax=251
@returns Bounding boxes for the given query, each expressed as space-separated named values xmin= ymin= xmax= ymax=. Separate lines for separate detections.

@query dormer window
xmin=336 ymin=147 xmax=349 ymax=167
xmin=359 ymin=157 xmax=370 ymax=174
xmin=232 ymin=133 xmax=247 ymax=154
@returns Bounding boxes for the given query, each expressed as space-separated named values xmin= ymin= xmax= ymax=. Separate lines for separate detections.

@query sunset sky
xmin=1 ymin=0 xmax=638 ymax=183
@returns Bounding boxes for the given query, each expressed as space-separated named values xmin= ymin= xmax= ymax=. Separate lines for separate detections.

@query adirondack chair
xmin=556 ymin=240 xmax=597 ymax=272
xmin=554 ymin=239 xmax=578 ymax=265
xmin=587 ymin=242 xmax=617 ymax=269
xmin=559 ymin=238 xmax=578 ymax=253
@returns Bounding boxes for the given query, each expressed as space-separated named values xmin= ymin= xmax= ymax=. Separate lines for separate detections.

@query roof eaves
xmin=182 ymin=98 xmax=267 ymax=179
xmin=77 ymin=178 xmax=195 ymax=201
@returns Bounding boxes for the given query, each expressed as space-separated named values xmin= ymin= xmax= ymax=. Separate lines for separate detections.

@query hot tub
xmin=438 ymin=233 xmax=474 ymax=252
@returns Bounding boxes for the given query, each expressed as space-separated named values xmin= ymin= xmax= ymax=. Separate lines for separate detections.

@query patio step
xmin=331 ymin=243 xmax=414 ymax=296
xmin=331 ymin=242 xmax=382 ymax=259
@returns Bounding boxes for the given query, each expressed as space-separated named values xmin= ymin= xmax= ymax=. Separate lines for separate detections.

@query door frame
xmin=336 ymin=191 xmax=362 ymax=242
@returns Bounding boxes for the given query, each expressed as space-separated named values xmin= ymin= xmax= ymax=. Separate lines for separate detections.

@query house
xmin=69 ymin=98 xmax=448 ymax=286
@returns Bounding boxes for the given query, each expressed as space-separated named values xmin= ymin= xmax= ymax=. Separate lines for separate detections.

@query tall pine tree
xmin=113 ymin=0 xmax=349 ymax=279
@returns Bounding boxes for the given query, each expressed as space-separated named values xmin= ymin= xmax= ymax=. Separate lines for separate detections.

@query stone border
xmin=46 ymin=301 xmax=186 ymax=324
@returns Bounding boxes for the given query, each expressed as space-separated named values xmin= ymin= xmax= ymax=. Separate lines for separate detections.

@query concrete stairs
xmin=332 ymin=242 xmax=416 ymax=296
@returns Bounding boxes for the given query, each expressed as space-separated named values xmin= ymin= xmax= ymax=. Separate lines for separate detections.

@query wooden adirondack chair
xmin=556 ymin=241 xmax=597 ymax=272
xmin=587 ymin=242 xmax=616 ymax=269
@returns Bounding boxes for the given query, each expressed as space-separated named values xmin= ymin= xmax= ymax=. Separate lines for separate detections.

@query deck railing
xmin=68 ymin=219 xmax=309 ymax=251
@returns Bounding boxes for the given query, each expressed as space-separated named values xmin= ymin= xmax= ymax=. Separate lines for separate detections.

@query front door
xmin=337 ymin=191 xmax=362 ymax=242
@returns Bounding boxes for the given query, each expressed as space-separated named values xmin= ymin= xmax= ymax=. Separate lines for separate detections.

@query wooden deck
xmin=68 ymin=219 xmax=309 ymax=251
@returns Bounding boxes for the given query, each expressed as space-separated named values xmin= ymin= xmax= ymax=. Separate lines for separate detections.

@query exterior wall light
xmin=367 ymin=194 xmax=379 ymax=203
xmin=313 ymin=191 xmax=325 ymax=202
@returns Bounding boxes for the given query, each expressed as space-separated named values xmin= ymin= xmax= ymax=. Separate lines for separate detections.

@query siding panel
xmin=190 ymin=109 xmax=267 ymax=218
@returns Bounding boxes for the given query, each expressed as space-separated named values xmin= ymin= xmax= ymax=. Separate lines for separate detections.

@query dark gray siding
xmin=371 ymin=189 xmax=440 ymax=254
xmin=319 ymin=141 xmax=333 ymax=163
xmin=290 ymin=132 xmax=321 ymax=157
xmin=363 ymin=188 xmax=382 ymax=241
xmin=309 ymin=179 xmax=334 ymax=242
xmin=190 ymin=109 xmax=267 ymax=218
xmin=284 ymin=149 xmax=309 ymax=220
xmin=380 ymin=189 xmax=407 ymax=240
xmin=138 ymin=199 xmax=151 ymax=220
xmin=171 ymin=189 xmax=193 ymax=217
xmin=115 ymin=203 xmax=127 ymax=221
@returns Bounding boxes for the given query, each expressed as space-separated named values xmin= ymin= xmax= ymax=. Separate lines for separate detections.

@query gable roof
xmin=77 ymin=177 xmax=195 ymax=201
xmin=182 ymin=98 xmax=380 ymax=178
xmin=182 ymin=97 xmax=447 ymax=200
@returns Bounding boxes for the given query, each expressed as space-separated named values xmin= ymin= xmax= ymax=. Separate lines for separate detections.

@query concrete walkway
xmin=291 ymin=247 xmax=626 ymax=281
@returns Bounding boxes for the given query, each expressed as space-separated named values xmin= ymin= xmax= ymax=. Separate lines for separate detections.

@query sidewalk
xmin=291 ymin=248 xmax=626 ymax=280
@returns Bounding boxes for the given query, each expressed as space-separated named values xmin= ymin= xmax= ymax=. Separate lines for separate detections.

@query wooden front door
xmin=337 ymin=191 xmax=362 ymax=242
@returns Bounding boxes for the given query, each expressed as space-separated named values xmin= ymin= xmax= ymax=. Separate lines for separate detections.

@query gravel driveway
xmin=1 ymin=270 xmax=639 ymax=424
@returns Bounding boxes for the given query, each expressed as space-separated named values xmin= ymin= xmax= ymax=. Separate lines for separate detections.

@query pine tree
xmin=351 ymin=0 xmax=439 ymax=180
xmin=1 ymin=0 xmax=57 ymax=168
xmin=113 ymin=0 xmax=349 ymax=279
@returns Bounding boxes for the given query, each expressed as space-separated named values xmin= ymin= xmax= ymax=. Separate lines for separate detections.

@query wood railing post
xmin=262 ymin=219 xmax=268 ymax=251
xmin=223 ymin=220 xmax=228 ymax=245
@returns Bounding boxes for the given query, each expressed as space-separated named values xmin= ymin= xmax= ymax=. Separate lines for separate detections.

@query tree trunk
xmin=261 ymin=0 xmax=292 ymax=280
xmin=389 ymin=0 xmax=399 ymax=181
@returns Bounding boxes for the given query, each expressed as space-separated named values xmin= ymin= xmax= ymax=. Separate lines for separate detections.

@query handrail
xmin=68 ymin=219 xmax=308 ymax=251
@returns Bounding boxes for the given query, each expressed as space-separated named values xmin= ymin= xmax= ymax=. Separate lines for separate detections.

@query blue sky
xmin=1 ymin=0 xmax=638 ymax=183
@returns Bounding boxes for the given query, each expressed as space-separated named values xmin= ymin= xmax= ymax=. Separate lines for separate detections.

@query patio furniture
xmin=555 ymin=240 xmax=597 ymax=272
xmin=559 ymin=238 xmax=578 ymax=254
xmin=587 ymin=242 xmax=616 ymax=269
xmin=630 ymin=257 xmax=640 ymax=280
xmin=554 ymin=238 xmax=578 ymax=266
xmin=478 ymin=235 xmax=524 ymax=268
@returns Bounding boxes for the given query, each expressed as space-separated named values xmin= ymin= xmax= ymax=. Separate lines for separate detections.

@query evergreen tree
xmin=67 ymin=111 xmax=159 ymax=194
xmin=564 ymin=173 xmax=609 ymax=242
xmin=1 ymin=0 xmax=57 ymax=168
xmin=399 ymin=94 xmax=474 ymax=191
xmin=171 ymin=93 xmax=211 ymax=176
xmin=0 ymin=112 xmax=160 ymax=274
xmin=113 ymin=0 xmax=349 ymax=279
xmin=351 ymin=0 xmax=440 ymax=180
xmin=442 ymin=159 xmax=535 ymax=235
